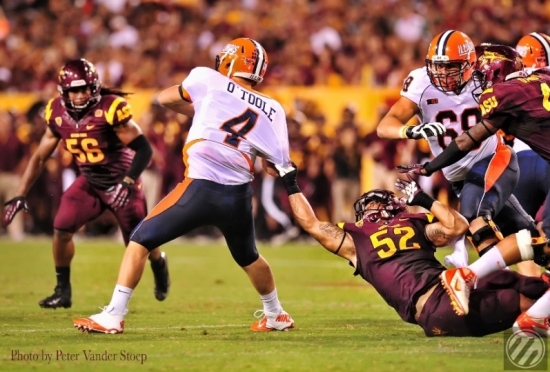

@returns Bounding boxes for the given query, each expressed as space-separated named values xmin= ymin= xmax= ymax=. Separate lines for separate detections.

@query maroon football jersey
xmin=342 ymin=212 xmax=444 ymax=324
xmin=44 ymin=95 xmax=134 ymax=189
xmin=479 ymin=72 xmax=550 ymax=163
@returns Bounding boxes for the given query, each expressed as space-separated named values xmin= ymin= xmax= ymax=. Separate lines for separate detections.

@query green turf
xmin=0 ymin=237 xmax=517 ymax=371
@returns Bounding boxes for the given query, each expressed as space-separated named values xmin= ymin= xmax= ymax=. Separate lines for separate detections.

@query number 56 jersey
xmin=401 ymin=68 xmax=499 ymax=182
xmin=181 ymin=67 xmax=291 ymax=185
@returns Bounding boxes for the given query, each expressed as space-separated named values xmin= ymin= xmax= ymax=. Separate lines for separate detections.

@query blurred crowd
xmin=1 ymin=0 xmax=545 ymax=241
xmin=2 ymin=0 xmax=550 ymax=91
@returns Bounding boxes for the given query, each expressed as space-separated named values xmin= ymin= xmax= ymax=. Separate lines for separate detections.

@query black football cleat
xmin=151 ymin=251 xmax=170 ymax=301
xmin=39 ymin=285 xmax=72 ymax=309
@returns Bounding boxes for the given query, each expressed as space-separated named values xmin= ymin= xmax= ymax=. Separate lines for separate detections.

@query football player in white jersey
xmin=73 ymin=38 xmax=295 ymax=334
xmin=516 ymin=32 xmax=550 ymax=73
xmin=377 ymin=30 xmax=535 ymax=263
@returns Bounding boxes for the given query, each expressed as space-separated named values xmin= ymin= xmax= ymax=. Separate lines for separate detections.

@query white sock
xmin=468 ymin=247 xmax=506 ymax=278
xmin=260 ymin=289 xmax=282 ymax=314
xmin=106 ymin=284 xmax=133 ymax=315
xmin=526 ymin=289 xmax=550 ymax=318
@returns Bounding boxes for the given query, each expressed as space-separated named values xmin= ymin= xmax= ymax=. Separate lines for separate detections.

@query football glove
xmin=274 ymin=163 xmax=301 ymax=195
xmin=107 ymin=180 xmax=133 ymax=211
xmin=396 ymin=163 xmax=431 ymax=177
xmin=405 ymin=122 xmax=446 ymax=140
xmin=395 ymin=175 xmax=436 ymax=210
xmin=395 ymin=177 xmax=421 ymax=205
xmin=3 ymin=196 xmax=29 ymax=226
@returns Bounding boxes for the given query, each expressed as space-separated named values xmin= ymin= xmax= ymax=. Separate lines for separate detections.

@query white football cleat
xmin=73 ymin=306 xmax=126 ymax=334
xmin=250 ymin=309 xmax=294 ymax=332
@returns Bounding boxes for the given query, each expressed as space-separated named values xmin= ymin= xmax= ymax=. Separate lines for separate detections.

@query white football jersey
xmin=181 ymin=67 xmax=291 ymax=185
xmin=401 ymin=67 xmax=499 ymax=182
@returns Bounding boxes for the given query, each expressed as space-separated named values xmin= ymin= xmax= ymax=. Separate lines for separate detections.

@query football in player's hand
xmin=261 ymin=158 xmax=279 ymax=177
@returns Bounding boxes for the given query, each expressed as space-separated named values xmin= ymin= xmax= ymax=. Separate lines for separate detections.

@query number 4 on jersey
xmin=220 ymin=108 xmax=258 ymax=148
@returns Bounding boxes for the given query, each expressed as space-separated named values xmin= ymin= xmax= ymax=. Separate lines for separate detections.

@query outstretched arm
xmin=288 ymin=193 xmax=357 ymax=265
xmin=275 ymin=164 xmax=357 ymax=264
xmin=157 ymin=85 xmax=194 ymax=117
xmin=422 ymin=120 xmax=497 ymax=175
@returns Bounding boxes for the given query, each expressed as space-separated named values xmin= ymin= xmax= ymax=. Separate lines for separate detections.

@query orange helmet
xmin=215 ymin=38 xmax=268 ymax=85
xmin=515 ymin=32 xmax=550 ymax=69
xmin=425 ymin=30 xmax=476 ymax=94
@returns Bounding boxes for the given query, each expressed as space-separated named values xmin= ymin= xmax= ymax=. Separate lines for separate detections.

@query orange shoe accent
xmin=73 ymin=317 xmax=124 ymax=334
xmin=440 ymin=267 xmax=477 ymax=316
xmin=513 ymin=311 xmax=550 ymax=338
xmin=250 ymin=310 xmax=295 ymax=332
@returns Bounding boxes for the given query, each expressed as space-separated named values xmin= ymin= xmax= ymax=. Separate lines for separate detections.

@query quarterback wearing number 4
xmin=377 ymin=30 xmax=535 ymax=265
xmin=2 ymin=59 xmax=170 ymax=309
xmin=74 ymin=38 xmax=295 ymax=334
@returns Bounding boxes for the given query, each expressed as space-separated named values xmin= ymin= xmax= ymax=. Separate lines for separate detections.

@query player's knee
xmin=519 ymin=294 xmax=536 ymax=312
xmin=54 ymin=229 xmax=74 ymax=243
xmin=466 ymin=215 xmax=504 ymax=256
xmin=233 ymin=248 xmax=259 ymax=267
xmin=129 ymin=229 xmax=158 ymax=252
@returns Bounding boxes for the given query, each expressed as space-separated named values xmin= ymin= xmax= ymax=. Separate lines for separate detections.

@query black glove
xmin=404 ymin=122 xmax=446 ymax=140
xmin=3 ymin=196 xmax=29 ymax=226
xmin=275 ymin=163 xmax=301 ymax=195
xmin=396 ymin=163 xmax=432 ymax=177
xmin=107 ymin=179 xmax=133 ymax=210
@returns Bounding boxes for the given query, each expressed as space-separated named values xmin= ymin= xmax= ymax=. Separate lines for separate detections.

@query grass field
xmin=0 ymin=237 xmax=521 ymax=371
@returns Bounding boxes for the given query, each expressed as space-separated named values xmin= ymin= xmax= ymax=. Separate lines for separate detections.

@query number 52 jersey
xmin=401 ymin=67 xmax=499 ymax=182
xmin=181 ymin=67 xmax=291 ymax=185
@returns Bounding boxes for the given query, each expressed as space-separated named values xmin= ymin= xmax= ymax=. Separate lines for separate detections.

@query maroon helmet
xmin=57 ymin=59 xmax=101 ymax=113
xmin=353 ymin=189 xmax=407 ymax=223
xmin=474 ymin=44 xmax=524 ymax=92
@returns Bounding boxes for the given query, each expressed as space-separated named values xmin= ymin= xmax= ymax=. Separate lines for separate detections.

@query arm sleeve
xmin=181 ymin=67 xmax=209 ymax=103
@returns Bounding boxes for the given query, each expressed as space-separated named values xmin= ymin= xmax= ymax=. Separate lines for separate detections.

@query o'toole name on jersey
xmin=226 ymin=82 xmax=276 ymax=122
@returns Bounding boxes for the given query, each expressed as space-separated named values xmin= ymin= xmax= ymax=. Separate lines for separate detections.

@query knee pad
xmin=530 ymin=235 xmax=550 ymax=267
xmin=466 ymin=215 xmax=504 ymax=256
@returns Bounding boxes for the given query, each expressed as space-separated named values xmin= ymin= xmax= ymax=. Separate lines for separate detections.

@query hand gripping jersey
xmin=479 ymin=71 xmax=550 ymax=163
xmin=340 ymin=212 xmax=445 ymax=324
xmin=181 ymin=67 xmax=291 ymax=185
xmin=45 ymin=95 xmax=134 ymax=189
xmin=401 ymin=68 xmax=499 ymax=182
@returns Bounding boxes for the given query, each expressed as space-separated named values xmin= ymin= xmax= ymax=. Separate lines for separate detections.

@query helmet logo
xmin=70 ymin=79 xmax=87 ymax=87
xmin=221 ymin=44 xmax=239 ymax=55
xmin=458 ymin=41 xmax=475 ymax=56
xmin=516 ymin=45 xmax=529 ymax=57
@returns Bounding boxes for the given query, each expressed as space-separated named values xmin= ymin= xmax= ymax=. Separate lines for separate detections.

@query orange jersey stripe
xmin=484 ymin=141 xmax=512 ymax=192
xmin=240 ymin=152 xmax=254 ymax=172
xmin=182 ymin=139 xmax=205 ymax=178
xmin=145 ymin=178 xmax=193 ymax=221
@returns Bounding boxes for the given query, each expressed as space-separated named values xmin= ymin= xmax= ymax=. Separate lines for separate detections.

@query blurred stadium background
xmin=1 ymin=0 xmax=547 ymax=243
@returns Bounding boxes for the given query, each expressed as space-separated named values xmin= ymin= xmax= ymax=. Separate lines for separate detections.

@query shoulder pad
xmin=102 ymin=95 xmax=132 ymax=125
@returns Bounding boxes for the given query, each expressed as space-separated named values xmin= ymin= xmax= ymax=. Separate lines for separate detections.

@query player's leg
xmin=40 ymin=176 xmax=103 ymax=309
xmin=73 ymin=179 xmax=214 ymax=333
xmin=459 ymin=148 xmax=525 ymax=256
xmin=514 ymin=189 xmax=550 ymax=337
xmin=109 ymin=180 xmax=170 ymax=301
xmin=213 ymin=181 xmax=294 ymax=332
xmin=441 ymin=229 xmax=549 ymax=316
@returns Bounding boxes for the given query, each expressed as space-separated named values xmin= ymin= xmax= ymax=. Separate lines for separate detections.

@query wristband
xmin=410 ymin=191 xmax=436 ymax=210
